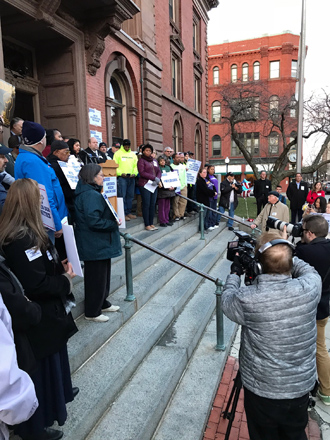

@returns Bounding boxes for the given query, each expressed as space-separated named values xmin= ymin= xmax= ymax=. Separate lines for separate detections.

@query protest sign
xmin=161 ymin=171 xmax=181 ymax=189
xmin=103 ymin=176 xmax=117 ymax=198
xmin=59 ymin=160 xmax=80 ymax=189
xmin=117 ymin=197 xmax=125 ymax=229
xmin=186 ymin=158 xmax=201 ymax=185
xmin=102 ymin=193 xmax=121 ymax=224
xmin=62 ymin=223 xmax=84 ymax=277
xmin=39 ymin=184 xmax=55 ymax=231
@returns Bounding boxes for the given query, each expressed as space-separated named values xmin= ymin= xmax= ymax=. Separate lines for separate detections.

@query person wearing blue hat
xmin=14 ymin=121 xmax=68 ymax=242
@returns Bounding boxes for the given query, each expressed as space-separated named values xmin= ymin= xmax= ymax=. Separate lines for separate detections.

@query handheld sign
xmin=186 ymin=158 xmax=201 ymax=185
xmin=103 ymin=176 xmax=117 ymax=198
xmin=102 ymin=193 xmax=121 ymax=224
xmin=58 ymin=160 xmax=80 ymax=190
xmin=62 ymin=223 xmax=84 ymax=277
xmin=39 ymin=184 xmax=56 ymax=231
xmin=161 ymin=171 xmax=180 ymax=189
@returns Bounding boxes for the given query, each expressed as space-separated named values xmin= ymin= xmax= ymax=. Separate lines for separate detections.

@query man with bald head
xmin=85 ymin=137 xmax=103 ymax=163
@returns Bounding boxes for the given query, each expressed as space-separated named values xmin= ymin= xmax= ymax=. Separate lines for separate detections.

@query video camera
xmin=266 ymin=217 xmax=303 ymax=237
xmin=227 ymin=231 xmax=258 ymax=285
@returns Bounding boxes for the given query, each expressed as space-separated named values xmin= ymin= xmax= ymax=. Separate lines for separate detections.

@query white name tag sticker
xmin=266 ymin=185 xmax=269 ymax=188
xmin=25 ymin=248 xmax=42 ymax=262
xmin=46 ymin=250 xmax=53 ymax=261
xmin=301 ymin=186 xmax=305 ymax=190
xmin=272 ymin=212 xmax=277 ymax=216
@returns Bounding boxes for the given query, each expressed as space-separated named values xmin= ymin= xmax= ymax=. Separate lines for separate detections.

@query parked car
xmin=324 ymin=182 xmax=330 ymax=194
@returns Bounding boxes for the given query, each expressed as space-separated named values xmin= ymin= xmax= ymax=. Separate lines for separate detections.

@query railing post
xmin=123 ymin=233 xmax=136 ymax=302
xmin=200 ymin=204 xmax=205 ymax=240
xmin=215 ymin=279 xmax=225 ymax=351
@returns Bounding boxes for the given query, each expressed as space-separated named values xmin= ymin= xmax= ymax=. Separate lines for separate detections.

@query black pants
xmin=244 ymin=387 xmax=309 ymax=440
xmin=84 ymin=259 xmax=111 ymax=317
xmin=291 ymin=208 xmax=303 ymax=223
xmin=256 ymin=196 xmax=267 ymax=215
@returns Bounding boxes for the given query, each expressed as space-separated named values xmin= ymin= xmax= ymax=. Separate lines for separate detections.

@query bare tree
xmin=218 ymin=81 xmax=330 ymax=186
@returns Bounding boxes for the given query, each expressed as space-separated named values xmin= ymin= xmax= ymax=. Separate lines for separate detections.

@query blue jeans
xmin=117 ymin=177 xmax=135 ymax=215
xmin=218 ymin=202 xmax=235 ymax=227
xmin=139 ymin=186 xmax=158 ymax=227
xmin=206 ymin=199 xmax=217 ymax=228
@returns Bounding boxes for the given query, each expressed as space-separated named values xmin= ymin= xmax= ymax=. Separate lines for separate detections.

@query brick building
xmin=208 ymin=33 xmax=299 ymax=187
xmin=0 ymin=0 xmax=218 ymax=161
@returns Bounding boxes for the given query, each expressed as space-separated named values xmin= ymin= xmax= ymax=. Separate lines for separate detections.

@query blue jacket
xmin=15 ymin=147 xmax=67 ymax=231
xmin=74 ymin=180 xmax=122 ymax=261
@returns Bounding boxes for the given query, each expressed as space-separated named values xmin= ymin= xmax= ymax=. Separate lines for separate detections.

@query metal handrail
xmin=120 ymin=231 xmax=225 ymax=351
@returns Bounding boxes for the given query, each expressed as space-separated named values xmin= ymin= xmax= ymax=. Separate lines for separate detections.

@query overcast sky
xmin=208 ymin=0 xmax=330 ymax=160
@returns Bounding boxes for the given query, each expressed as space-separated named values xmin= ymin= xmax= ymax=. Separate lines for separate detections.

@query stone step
xmin=71 ymin=215 xmax=200 ymax=319
xmin=87 ymin=252 xmax=235 ymax=439
xmin=63 ymin=228 xmax=234 ymax=439
xmin=68 ymin=223 xmax=227 ymax=374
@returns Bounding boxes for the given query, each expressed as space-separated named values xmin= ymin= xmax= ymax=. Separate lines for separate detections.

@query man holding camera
xmin=251 ymin=191 xmax=289 ymax=232
xmin=222 ymin=231 xmax=321 ymax=440
xmin=295 ymin=214 xmax=330 ymax=406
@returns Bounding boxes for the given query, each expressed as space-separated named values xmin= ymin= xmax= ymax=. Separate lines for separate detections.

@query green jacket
xmin=74 ymin=180 xmax=122 ymax=261
xmin=114 ymin=146 xmax=138 ymax=176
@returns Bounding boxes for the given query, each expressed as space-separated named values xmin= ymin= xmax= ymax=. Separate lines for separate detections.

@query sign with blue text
xmin=186 ymin=158 xmax=201 ymax=184
xmin=161 ymin=171 xmax=181 ymax=189
xmin=89 ymin=108 xmax=102 ymax=127
xmin=103 ymin=176 xmax=117 ymax=198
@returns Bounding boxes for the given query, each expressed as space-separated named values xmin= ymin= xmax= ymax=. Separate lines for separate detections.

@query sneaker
xmin=125 ymin=215 xmax=131 ymax=221
xmin=214 ymin=225 xmax=219 ymax=228
xmin=317 ymin=389 xmax=330 ymax=405
xmin=159 ymin=223 xmax=167 ymax=227
xmin=180 ymin=216 xmax=187 ymax=220
xmin=102 ymin=305 xmax=120 ymax=312
xmin=174 ymin=217 xmax=180 ymax=221
xmin=208 ymin=226 xmax=215 ymax=231
xmin=128 ymin=214 xmax=137 ymax=219
xmin=85 ymin=314 xmax=109 ymax=322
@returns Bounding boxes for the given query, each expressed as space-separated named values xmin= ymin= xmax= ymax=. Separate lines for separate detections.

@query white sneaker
xmin=208 ymin=226 xmax=215 ymax=231
xmin=102 ymin=305 xmax=120 ymax=312
xmin=85 ymin=314 xmax=109 ymax=322
xmin=214 ymin=225 xmax=219 ymax=228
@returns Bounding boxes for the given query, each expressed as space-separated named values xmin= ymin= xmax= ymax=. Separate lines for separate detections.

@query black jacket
xmin=85 ymin=147 xmax=103 ymax=163
xmin=254 ymin=178 xmax=272 ymax=199
xmin=47 ymin=153 xmax=75 ymax=216
xmin=0 ymin=256 xmax=41 ymax=373
xmin=219 ymin=179 xmax=242 ymax=209
xmin=2 ymin=236 xmax=78 ymax=360
xmin=196 ymin=176 xmax=216 ymax=206
xmin=295 ymin=237 xmax=330 ymax=320
xmin=286 ymin=180 xmax=309 ymax=209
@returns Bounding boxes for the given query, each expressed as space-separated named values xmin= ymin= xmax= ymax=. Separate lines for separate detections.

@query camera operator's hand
xmin=280 ymin=225 xmax=288 ymax=239
xmin=230 ymin=255 xmax=243 ymax=276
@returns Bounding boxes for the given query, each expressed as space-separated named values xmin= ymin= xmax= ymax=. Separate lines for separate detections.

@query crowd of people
xmin=1 ymin=117 xmax=330 ymax=440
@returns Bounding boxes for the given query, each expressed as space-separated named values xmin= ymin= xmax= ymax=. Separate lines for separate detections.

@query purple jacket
xmin=208 ymin=174 xmax=219 ymax=200
xmin=137 ymin=155 xmax=161 ymax=187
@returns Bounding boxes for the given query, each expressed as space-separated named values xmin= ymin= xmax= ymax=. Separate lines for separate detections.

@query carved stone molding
xmin=282 ymin=42 xmax=294 ymax=55
xmin=260 ymin=45 xmax=269 ymax=58
xmin=194 ymin=61 xmax=204 ymax=75
xmin=5 ymin=69 xmax=40 ymax=94
xmin=85 ymin=32 xmax=106 ymax=76
xmin=170 ymin=34 xmax=185 ymax=54
xmin=36 ymin=0 xmax=61 ymax=26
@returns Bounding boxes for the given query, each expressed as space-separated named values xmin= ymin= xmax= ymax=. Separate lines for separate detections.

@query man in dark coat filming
xmin=295 ymin=214 xmax=330 ymax=406
xmin=222 ymin=230 xmax=321 ymax=440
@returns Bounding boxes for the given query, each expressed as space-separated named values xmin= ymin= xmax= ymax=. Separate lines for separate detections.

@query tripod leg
xmin=223 ymin=371 xmax=242 ymax=440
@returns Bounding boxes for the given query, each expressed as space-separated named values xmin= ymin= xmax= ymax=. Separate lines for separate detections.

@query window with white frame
xmin=268 ymin=132 xmax=279 ymax=154
xmin=211 ymin=101 xmax=221 ymax=123
xmin=253 ymin=61 xmax=260 ymax=80
xmin=269 ymin=95 xmax=279 ymax=117
xmin=212 ymin=135 xmax=221 ymax=156
xmin=269 ymin=61 xmax=280 ymax=78
xmin=231 ymin=64 xmax=237 ymax=83
xmin=291 ymin=60 xmax=298 ymax=78
xmin=213 ymin=66 xmax=219 ymax=85
xmin=242 ymin=63 xmax=249 ymax=82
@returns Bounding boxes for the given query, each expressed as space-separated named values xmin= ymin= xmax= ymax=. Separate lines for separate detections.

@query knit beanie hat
xmin=51 ymin=140 xmax=69 ymax=153
xmin=22 ymin=121 xmax=46 ymax=146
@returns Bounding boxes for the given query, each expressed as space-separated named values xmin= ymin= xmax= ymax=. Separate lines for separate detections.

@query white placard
xmin=39 ymin=184 xmax=56 ymax=231
xmin=89 ymin=108 xmax=102 ymax=127
xmin=90 ymin=130 xmax=102 ymax=144
xmin=161 ymin=171 xmax=180 ymax=189
xmin=58 ymin=160 xmax=81 ymax=190
xmin=117 ymin=197 xmax=125 ymax=229
xmin=102 ymin=193 xmax=121 ymax=224
xmin=186 ymin=158 xmax=201 ymax=185
xmin=62 ymin=224 xmax=83 ymax=277
xmin=144 ymin=180 xmax=158 ymax=193
xmin=103 ymin=176 xmax=117 ymax=198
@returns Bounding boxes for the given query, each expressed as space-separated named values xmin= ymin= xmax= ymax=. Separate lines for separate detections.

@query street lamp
xmin=225 ymin=156 xmax=230 ymax=174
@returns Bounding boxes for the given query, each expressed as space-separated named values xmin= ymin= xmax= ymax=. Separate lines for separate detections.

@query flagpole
xmin=296 ymin=0 xmax=306 ymax=173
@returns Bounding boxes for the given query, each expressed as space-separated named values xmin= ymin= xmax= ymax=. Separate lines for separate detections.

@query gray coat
xmin=222 ymin=257 xmax=321 ymax=399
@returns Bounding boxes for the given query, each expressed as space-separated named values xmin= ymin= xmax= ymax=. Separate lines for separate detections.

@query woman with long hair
xmin=307 ymin=181 xmax=325 ymax=204
xmin=67 ymin=138 xmax=84 ymax=165
xmin=0 ymin=178 xmax=77 ymax=440
xmin=304 ymin=196 xmax=327 ymax=217
xmin=74 ymin=163 xmax=122 ymax=322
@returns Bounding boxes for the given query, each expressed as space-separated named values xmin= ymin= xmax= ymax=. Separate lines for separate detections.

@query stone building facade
xmin=0 ymin=0 xmax=218 ymax=160
xmin=208 ymin=33 xmax=299 ymax=185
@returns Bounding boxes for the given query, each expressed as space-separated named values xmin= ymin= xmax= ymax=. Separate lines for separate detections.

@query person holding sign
xmin=157 ymin=155 xmax=175 ymax=227
xmin=74 ymin=164 xmax=122 ymax=323
xmin=0 ymin=178 xmax=78 ymax=440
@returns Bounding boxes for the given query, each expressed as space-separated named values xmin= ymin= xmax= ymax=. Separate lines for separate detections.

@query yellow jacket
xmin=114 ymin=146 xmax=138 ymax=176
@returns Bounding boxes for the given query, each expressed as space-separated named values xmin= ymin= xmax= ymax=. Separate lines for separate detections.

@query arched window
xmin=212 ymin=100 xmax=221 ymax=123
xmin=212 ymin=135 xmax=221 ymax=156
xmin=242 ymin=63 xmax=249 ymax=82
xmin=268 ymin=132 xmax=279 ymax=154
xmin=109 ymin=76 xmax=125 ymax=144
xmin=194 ymin=125 xmax=202 ymax=160
xmin=172 ymin=115 xmax=183 ymax=152
xmin=253 ymin=61 xmax=260 ymax=81
xmin=269 ymin=95 xmax=279 ymax=117
xmin=213 ymin=66 xmax=219 ymax=85
xmin=231 ymin=64 xmax=237 ymax=83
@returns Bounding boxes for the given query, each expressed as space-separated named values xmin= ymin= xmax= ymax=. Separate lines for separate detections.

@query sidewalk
xmin=203 ymin=325 xmax=330 ymax=440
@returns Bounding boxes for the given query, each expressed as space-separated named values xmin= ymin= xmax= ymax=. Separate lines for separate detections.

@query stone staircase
xmin=61 ymin=215 xmax=238 ymax=439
